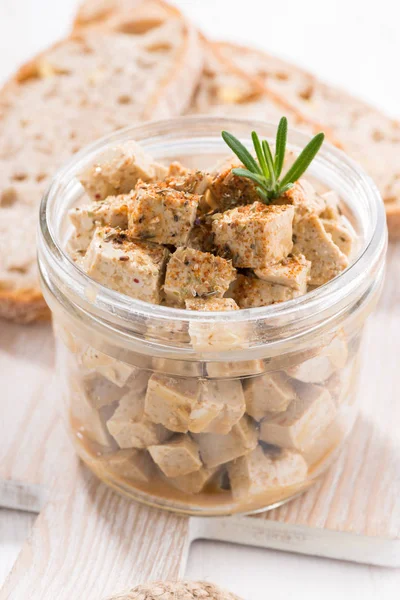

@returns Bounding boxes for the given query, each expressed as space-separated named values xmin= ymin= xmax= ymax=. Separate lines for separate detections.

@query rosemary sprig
xmin=221 ymin=117 xmax=325 ymax=203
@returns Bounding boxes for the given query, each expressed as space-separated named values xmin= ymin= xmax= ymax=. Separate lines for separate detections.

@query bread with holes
xmin=217 ymin=42 xmax=398 ymax=235
xmin=0 ymin=0 xmax=203 ymax=323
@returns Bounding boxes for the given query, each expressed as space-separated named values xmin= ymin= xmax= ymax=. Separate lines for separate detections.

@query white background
xmin=0 ymin=0 xmax=399 ymax=598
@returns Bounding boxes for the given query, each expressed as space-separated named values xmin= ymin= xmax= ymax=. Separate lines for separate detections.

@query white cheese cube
xmin=164 ymin=247 xmax=236 ymax=306
xmin=169 ymin=466 xmax=216 ymax=494
xmin=287 ymin=333 xmax=348 ymax=383
xmin=97 ymin=449 xmax=155 ymax=483
xmin=69 ymin=194 xmax=130 ymax=250
xmin=144 ymin=374 xmax=200 ymax=432
xmin=228 ymin=446 xmax=308 ymax=500
xmin=293 ymin=214 xmax=348 ymax=285
xmin=230 ymin=274 xmax=303 ymax=308
xmin=321 ymin=219 xmax=354 ymax=257
xmin=81 ymin=374 xmax=127 ymax=409
xmin=82 ymin=227 xmax=169 ymax=303
xmin=190 ymin=380 xmax=246 ymax=435
xmin=128 ymin=182 xmax=199 ymax=246
xmin=275 ymin=180 xmax=325 ymax=223
xmin=194 ymin=415 xmax=258 ymax=468
xmin=210 ymin=160 xmax=260 ymax=211
xmin=79 ymin=141 xmax=167 ymax=201
xmin=166 ymin=167 xmax=211 ymax=196
xmin=106 ymin=388 xmax=170 ymax=449
xmin=244 ymin=372 xmax=296 ymax=421
xmin=149 ymin=434 xmax=202 ymax=478
xmin=259 ymin=383 xmax=336 ymax=451
xmin=254 ymin=254 xmax=310 ymax=291
xmin=185 ymin=297 xmax=248 ymax=352
xmin=320 ymin=190 xmax=341 ymax=221
xmin=80 ymin=346 xmax=135 ymax=387
xmin=212 ymin=202 xmax=294 ymax=269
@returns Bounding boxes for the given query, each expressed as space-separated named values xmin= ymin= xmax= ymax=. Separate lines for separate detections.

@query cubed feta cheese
xmin=97 ymin=449 xmax=155 ymax=483
xmin=287 ymin=333 xmax=349 ymax=383
xmin=228 ymin=446 xmax=308 ymax=500
xmin=189 ymin=380 xmax=246 ymax=435
xmin=244 ymin=372 xmax=297 ymax=421
xmin=194 ymin=415 xmax=258 ymax=468
xmin=293 ymin=214 xmax=348 ymax=285
xmin=259 ymin=383 xmax=336 ymax=451
xmin=185 ymin=297 xmax=248 ymax=352
xmin=230 ymin=274 xmax=303 ymax=308
xmin=212 ymin=202 xmax=294 ymax=269
xmin=69 ymin=194 xmax=130 ymax=250
xmin=164 ymin=247 xmax=236 ymax=306
xmin=82 ymin=227 xmax=169 ymax=303
xmin=144 ymin=374 xmax=200 ymax=433
xmin=165 ymin=166 xmax=211 ymax=195
xmin=70 ymin=381 xmax=112 ymax=447
xmin=81 ymin=373 xmax=127 ymax=409
xmin=169 ymin=466 xmax=217 ymax=494
xmin=210 ymin=161 xmax=260 ymax=211
xmin=254 ymin=254 xmax=310 ymax=291
xmin=275 ymin=180 xmax=325 ymax=223
xmin=320 ymin=190 xmax=341 ymax=221
xmin=149 ymin=434 xmax=202 ymax=478
xmin=321 ymin=219 xmax=354 ymax=257
xmin=79 ymin=141 xmax=167 ymax=201
xmin=128 ymin=182 xmax=199 ymax=246
xmin=106 ymin=387 xmax=171 ymax=449
xmin=80 ymin=346 xmax=135 ymax=387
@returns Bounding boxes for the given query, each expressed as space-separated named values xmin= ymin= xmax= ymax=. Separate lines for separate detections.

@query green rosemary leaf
xmin=256 ymin=186 xmax=270 ymax=202
xmin=262 ymin=140 xmax=276 ymax=187
xmin=274 ymin=116 xmax=287 ymax=178
xmin=221 ymin=131 xmax=261 ymax=175
xmin=278 ymin=182 xmax=294 ymax=195
xmin=280 ymin=132 xmax=325 ymax=188
xmin=251 ymin=131 xmax=270 ymax=178
xmin=232 ymin=168 xmax=266 ymax=187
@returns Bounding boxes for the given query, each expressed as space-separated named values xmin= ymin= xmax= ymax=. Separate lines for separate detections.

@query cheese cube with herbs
xmin=169 ymin=466 xmax=217 ymax=494
xmin=259 ymin=383 xmax=336 ymax=451
xmin=165 ymin=165 xmax=211 ymax=196
xmin=144 ymin=374 xmax=200 ymax=433
xmin=293 ymin=214 xmax=349 ymax=285
xmin=82 ymin=227 xmax=169 ymax=303
xmin=212 ymin=202 xmax=294 ymax=268
xmin=149 ymin=434 xmax=202 ymax=478
xmin=128 ymin=182 xmax=199 ymax=246
xmin=210 ymin=160 xmax=261 ymax=211
xmin=228 ymin=446 xmax=308 ymax=500
xmin=69 ymin=194 xmax=131 ymax=250
xmin=189 ymin=380 xmax=246 ymax=435
xmin=254 ymin=254 xmax=310 ymax=291
xmin=230 ymin=274 xmax=303 ymax=309
xmin=275 ymin=180 xmax=325 ymax=223
xmin=164 ymin=247 xmax=236 ymax=306
xmin=194 ymin=415 xmax=258 ymax=468
xmin=106 ymin=389 xmax=171 ymax=449
xmin=244 ymin=372 xmax=297 ymax=421
xmin=321 ymin=219 xmax=354 ymax=257
xmin=79 ymin=141 xmax=167 ymax=201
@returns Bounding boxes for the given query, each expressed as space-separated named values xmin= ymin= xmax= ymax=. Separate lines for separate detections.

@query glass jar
xmin=38 ymin=117 xmax=387 ymax=516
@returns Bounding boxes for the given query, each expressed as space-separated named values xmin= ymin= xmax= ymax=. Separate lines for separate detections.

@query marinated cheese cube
xmin=69 ymin=194 xmax=130 ymax=250
xmin=230 ymin=274 xmax=303 ymax=309
xmin=321 ymin=219 xmax=354 ymax=257
xmin=190 ymin=380 xmax=246 ymax=435
xmin=165 ymin=165 xmax=211 ymax=195
xmin=97 ymin=449 xmax=155 ymax=483
xmin=194 ymin=415 xmax=258 ymax=468
xmin=79 ymin=141 xmax=167 ymax=201
xmin=70 ymin=382 xmax=112 ymax=447
xmin=81 ymin=373 xmax=127 ymax=409
xmin=82 ymin=227 xmax=169 ymax=303
xmin=149 ymin=434 xmax=202 ymax=478
xmin=259 ymin=383 xmax=336 ymax=451
xmin=287 ymin=333 xmax=348 ymax=383
xmin=210 ymin=160 xmax=260 ymax=211
xmin=106 ymin=388 xmax=170 ymax=449
xmin=185 ymin=297 xmax=248 ymax=352
xmin=275 ymin=180 xmax=325 ymax=223
xmin=228 ymin=446 xmax=308 ymax=500
xmin=254 ymin=254 xmax=310 ymax=291
xmin=164 ymin=247 xmax=236 ymax=306
xmin=169 ymin=466 xmax=217 ymax=494
xmin=293 ymin=214 xmax=348 ymax=285
xmin=244 ymin=372 xmax=296 ymax=421
xmin=212 ymin=202 xmax=294 ymax=269
xmin=80 ymin=346 xmax=135 ymax=387
xmin=144 ymin=374 xmax=200 ymax=432
xmin=320 ymin=190 xmax=341 ymax=221
xmin=128 ymin=182 xmax=199 ymax=246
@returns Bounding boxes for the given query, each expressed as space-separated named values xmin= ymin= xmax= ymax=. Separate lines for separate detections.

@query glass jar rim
xmin=38 ymin=116 xmax=387 ymax=355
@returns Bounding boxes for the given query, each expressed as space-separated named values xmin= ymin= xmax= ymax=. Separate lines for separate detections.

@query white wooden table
xmin=1 ymin=0 xmax=400 ymax=597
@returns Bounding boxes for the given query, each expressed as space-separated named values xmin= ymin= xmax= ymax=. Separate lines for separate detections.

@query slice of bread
xmin=188 ymin=41 xmax=328 ymax=139
xmin=0 ymin=0 xmax=203 ymax=323
xmin=217 ymin=42 xmax=400 ymax=235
